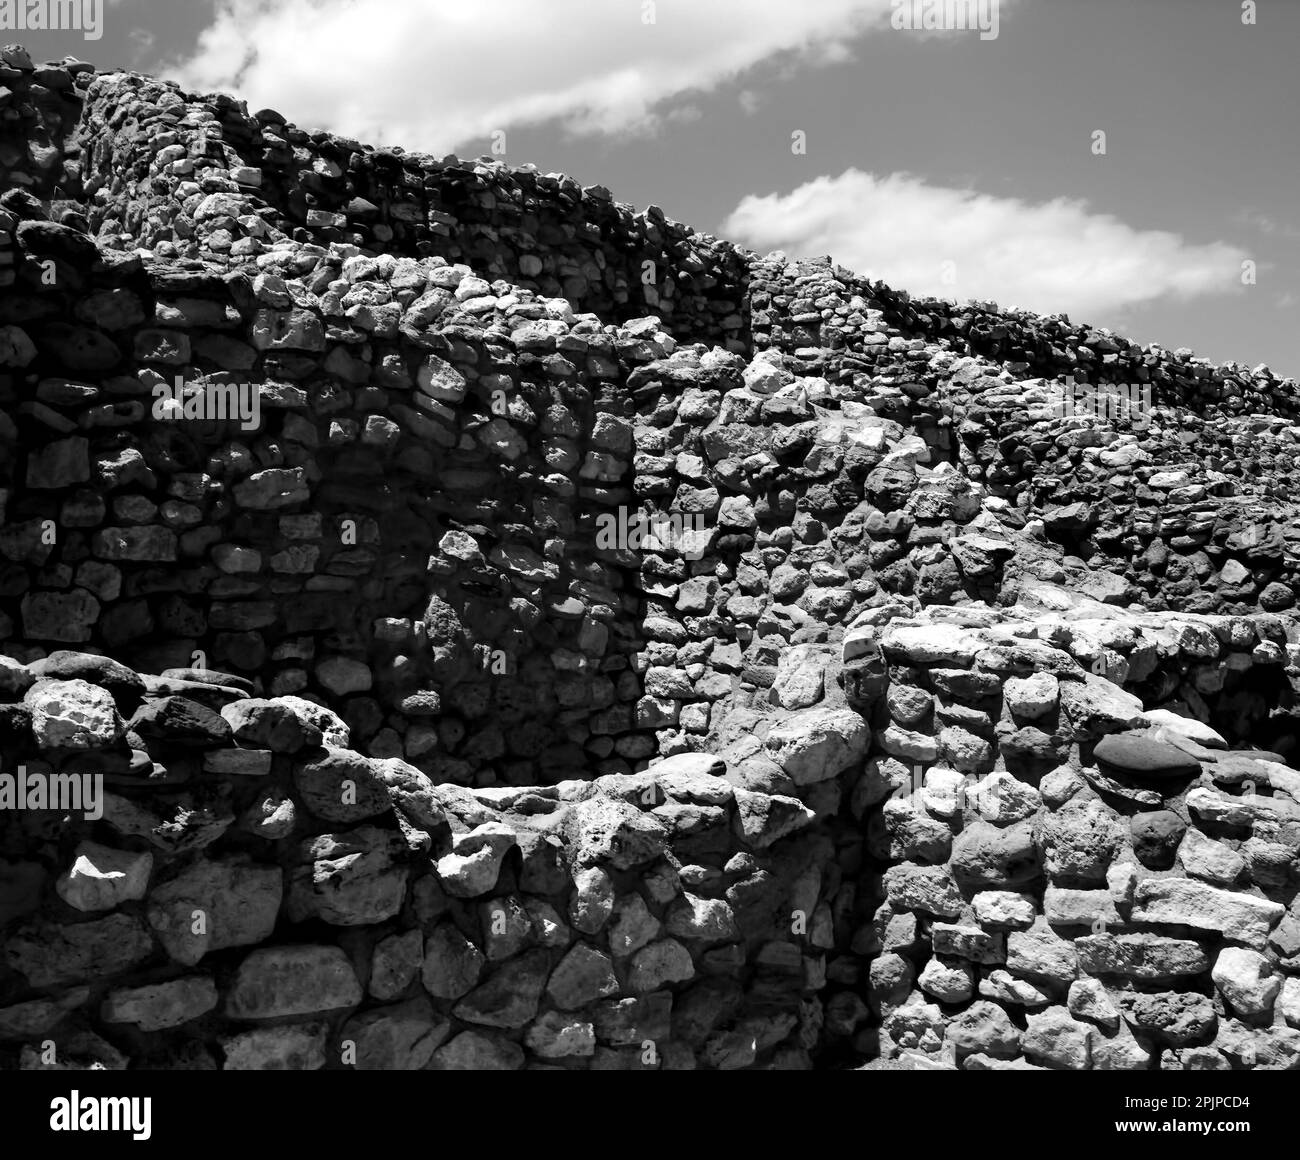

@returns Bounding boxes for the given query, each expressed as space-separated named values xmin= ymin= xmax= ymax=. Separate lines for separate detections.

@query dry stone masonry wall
xmin=0 ymin=652 xmax=833 ymax=1070
xmin=834 ymin=587 xmax=1300 ymax=1070
xmin=73 ymin=70 xmax=750 ymax=352
xmin=0 ymin=47 xmax=1298 ymax=1070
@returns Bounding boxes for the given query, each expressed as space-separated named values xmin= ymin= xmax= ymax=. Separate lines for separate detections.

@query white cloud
xmin=1235 ymin=209 xmax=1300 ymax=241
xmin=162 ymin=0 xmax=1005 ymax=154
xmin=129 ymin=27 xmax=156 ymax=58
xmin=722 ymin=169 xmax=1249 ymax=320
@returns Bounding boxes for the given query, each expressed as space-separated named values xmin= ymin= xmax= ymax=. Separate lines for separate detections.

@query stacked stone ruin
xmin=0 ymin=47 xmax=1298 ymax=1070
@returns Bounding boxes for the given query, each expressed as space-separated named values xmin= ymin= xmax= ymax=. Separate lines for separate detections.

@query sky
xmin=14 ymin=0 xmax=1300 ymax=377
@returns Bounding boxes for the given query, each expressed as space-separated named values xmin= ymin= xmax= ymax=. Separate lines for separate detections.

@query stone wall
xmin=0 ymin=653 xmax=837 ymax=1070
xmin=833 ymin=588 xmax=1300 ymax=1069
xmin=745 ymin=254 xmax=1300 ymax=613
xmin=72 ymin=72 xmax=750 ymax=352
xmin=0 ymin=47 xmax=93 ymax=210
xmin=4 ymin=586 xmax=1299 ymax=1070
xmin=2 ymin=44 xmax=1300 ymax=1071
xmin=1 ymin=188 xmax=700 ymax=786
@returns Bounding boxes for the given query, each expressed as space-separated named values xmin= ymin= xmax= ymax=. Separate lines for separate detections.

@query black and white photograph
xmin=0 ymin=0 xmax=1295 ymax=1137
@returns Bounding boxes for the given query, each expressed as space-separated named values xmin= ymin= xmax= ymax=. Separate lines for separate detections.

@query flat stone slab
xmin=1140 ymin=709 xmax=1226 ymax=749
xmin=1080 ymin=765 xmax=1163 ymax=807
xmin=1074 ymin=933 xmax=1210 ymax=980
xmin=879 ymin=625 xmax=984 ymax=667
xmin=1094 ymin=733 xmax=1201 ymax=779
xmin=1131 ymin=878 xmax=1285 ymax=950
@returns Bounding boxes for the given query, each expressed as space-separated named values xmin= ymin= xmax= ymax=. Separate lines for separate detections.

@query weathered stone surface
xmin=287 ymin=827 xmax=408 ymax=926
xmin=526 ymin=1011 xmax=597 ymax=1058
xmin=1212 ymin=947 xmax=1280 ymax=1018
xmin=665 ymin=894 xmax=739 ymax=944
xmin=20 ymin=591 xmax=99 ymax=642
xmin=1023 ymin=1007 xmax=1093 ymax=1069
xmin=225 ymin=945 xmax=362 ymax=1019
xmin=1007 ymin=918 xmax=1078 ymax=986
xmin=969 ymin=771 xmax=1041 ymax=825
xmin=202 ymin=748 xmax=272 ymax=776
xmin=771 ymin=644 xmax=826 ymax=709
xmin=316 ymin=656 xmax=373 ymax=696
xmin=453 ymin=950 xmax=550 ymax=1028
xmin=422 ymin=923 xmax=486 ymax=1000
xmin=222 ymin=698 xmax=323 ymax=752
xmin=25 ymin=679 xmax=122 ymax=748
xmin=1120 ymin=992 xmax=1216 ymax=1045
xmin=951 ymin=820 xmax=1041 ymax=890
xmin=732 ymin=788 xmax=816 ymax=847
xmin=29 ymin=652 xmax=144 ymax=704
xmin=945 ymin=1001 xmax=1021 ymax=1059
xmin=1131 ymin=879 xmax=1284 ymax=950
xmin=764 ymin=707 xmax=870 ymax=785
xmin=1043 ymin=887 xmax=1119 ymax=928
xmin=1043 ymin=799 xmax=1122 ymax=884
xmin=1140 ymin=709 xmax=1226 ymax=750
xmin=1004 ymin=673 xmax=1059 ymax=720
xmin=131 ymin=696 xmax=231 ymax=746
xmin=55 ymin=841 xmax=152 ymax=912
xmin=883 ymin=864 xmax=963 ymax=918
xmin=233 ymin=467 xmax=310 ymax=508
xmin=628 ymin=938 xmax=695 ymax=992
xmin=1179 ymin=828 xmax=1247 ymax=885
xmin=1058 ymin=675 xmax=1145 ymax=739
xmin=1130 ymin=810 xmax=1186 ymax=870
xmin=435 ymin=822 xmax=516 ymax=896
xmin=547 ymin=943 xmax=620 ymax=1008
xmin=881 ymin=625 xmax=983 ymax=667
xmin=292 ymin=747 xmax=391 ymax=821
xmin=972 ymin=891 xmax=1036 ymax=929
xmin=431 ymin=1031 xmax=524 ymax=1070
xmin=369 ymin=929 xmax=423 ymax=1000
xmin=980 ymin=969 xmax=1051 ymax=1008
xmin=569 ymin=865 xmax=616 ymax=934
xmin=101 ymin=976 xmax=218 ymax=1031
xmin=918 ymin=958 xmax=974 ymax=1003
xmin=567 ymin=796 xmax=667 ymax=869
xmin=1068 ymin=979 xmax=1120 ymax=1030
xmin=1075 ymin=933 xmax=1210 ymax=980
xmin=0 ymin=656 xmax=35 ymax=697
xmin=0 ymin=989 xmax=89 ymax=1039
xmin=4 ymin=914 xmax=154 ymax=987
xmin=146 ymin=860 xmax=282 ymax=965
xmin=340 ymin=997 xmax=449 ymax=1069
xmin=222 ymin=1023 xmax=328 ymax=1070
xmin=272 ymin=697 xmax=350 ymax=746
